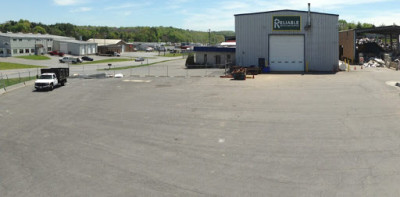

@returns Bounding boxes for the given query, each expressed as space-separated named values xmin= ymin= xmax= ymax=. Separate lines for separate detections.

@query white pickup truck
xmin=59 ymin=56 xmax=82 ymax=64
xmin=34 ymin=68 xmax=69 ymax=91
xmin=35 ymin=73 xmax=58 ymax=91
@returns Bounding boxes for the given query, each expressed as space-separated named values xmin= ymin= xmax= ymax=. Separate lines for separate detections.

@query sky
xmin=0 ymin=0 xmax=399 ymax=31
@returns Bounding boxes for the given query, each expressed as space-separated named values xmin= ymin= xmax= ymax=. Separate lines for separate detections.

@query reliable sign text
xmin=273 ymin=16 xmax=301 ymax=31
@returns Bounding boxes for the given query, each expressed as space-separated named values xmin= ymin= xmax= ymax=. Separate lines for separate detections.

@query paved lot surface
xmin=1 ymin=68 xmax=400 ymax=196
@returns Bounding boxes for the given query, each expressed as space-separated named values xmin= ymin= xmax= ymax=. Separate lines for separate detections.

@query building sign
xmin=273 ymin=16 xmax=301 ymax=31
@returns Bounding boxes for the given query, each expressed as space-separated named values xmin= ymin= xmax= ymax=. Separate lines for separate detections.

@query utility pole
xmin=208 ymin=29 xmax=211 ymax=46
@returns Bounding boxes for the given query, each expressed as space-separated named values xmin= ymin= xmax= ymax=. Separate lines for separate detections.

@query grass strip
xmin=97 ymin=60 xmax=176 ymax=71
xmin=0 ymin=76 xmax=37 ymax=88
xmin=0 ymin=62 xmax=45 ymax=70
xmin=80 ymin=58 xmax=132 ymax=65
xmin=157 ymin=53 xmax=183 ymax=57
xmin=15 ymin=55 xmax=51 ymax=60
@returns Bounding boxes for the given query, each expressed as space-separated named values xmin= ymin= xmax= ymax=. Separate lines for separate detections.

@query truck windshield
xmin=39 ymin=75 xmax=53 ymax=79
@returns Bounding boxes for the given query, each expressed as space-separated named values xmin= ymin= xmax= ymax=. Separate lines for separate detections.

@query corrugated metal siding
xmin=236 ymin=11 xmax=338 ymax=72
xmin=306 ymin=14 xmax=339 ymax=71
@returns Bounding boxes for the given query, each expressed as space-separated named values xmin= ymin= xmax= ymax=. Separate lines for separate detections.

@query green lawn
xmin=157 ymin=53 xmax=184 ymax=57
xmin=15 ymin=55 xmax=51 ymax=60
xmin=98 ymin=60 xmax=173 ymax=71
xmin=0 ymin=76 xmax=37 ymax=88
xmin=0 ymin=62 xmax=45 ymax=70
xmin=81 ymin=58 xmax=132 ymax=65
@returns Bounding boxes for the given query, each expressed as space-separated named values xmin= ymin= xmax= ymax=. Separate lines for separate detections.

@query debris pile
xmin=232 ymin=67 xmax=247 ymax=80
xmin=363 ymin=58 xmax=385 ymax=68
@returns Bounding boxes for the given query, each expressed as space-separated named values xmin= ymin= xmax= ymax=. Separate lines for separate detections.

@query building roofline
xmin=234 ymin=9 xmax=339 ymax=17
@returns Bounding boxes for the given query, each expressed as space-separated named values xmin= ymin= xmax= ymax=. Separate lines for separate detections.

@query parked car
xmin=49 ymin=50 xmax=65 ymax=57
xmin=59 ymin=56 xmax=82 ymax=64
xmin=81 ymin=56 xmax=94 ymax=61
xmin=145 ymin=47 xmax=153 ymax=52
xmin=135 ymin=57 xmax=144 ymax=62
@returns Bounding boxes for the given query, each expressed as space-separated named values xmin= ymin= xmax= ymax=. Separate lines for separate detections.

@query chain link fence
xmin=68 ymin=64 xmax=226 ymax=79
xmin=0 ymin=70 xmax=39 ymax=91
xmin=0 ymin=62 xmax=226 ymax=92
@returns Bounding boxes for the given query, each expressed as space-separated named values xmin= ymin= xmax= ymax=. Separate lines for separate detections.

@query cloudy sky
xmin=1 ymin=0 xmax=399 ymax=31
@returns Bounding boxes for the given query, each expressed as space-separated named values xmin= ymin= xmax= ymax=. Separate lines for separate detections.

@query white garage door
xmin=269 ymin=35 xmax=304 ymax=72
xmin=60 ymin=43 xmax=68 ymax=54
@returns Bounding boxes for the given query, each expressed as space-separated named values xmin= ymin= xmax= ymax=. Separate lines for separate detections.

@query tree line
xmin=0 ymin=19 xmax=235 ymax=44
xmin=339 ymin=19 xmax=376 ymax=31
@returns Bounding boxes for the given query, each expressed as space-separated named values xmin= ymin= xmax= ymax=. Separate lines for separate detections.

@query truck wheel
xmin=49 ymin=84 xmax=54 ymax=91
xmin=61 ymin=81 xmax=65 ymax=86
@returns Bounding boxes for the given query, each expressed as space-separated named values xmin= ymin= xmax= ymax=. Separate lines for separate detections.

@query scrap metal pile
xmin=363 ymin=58 xmax=386 ymax=68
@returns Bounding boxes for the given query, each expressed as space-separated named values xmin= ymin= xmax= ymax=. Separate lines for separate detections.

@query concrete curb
xmin=0 ymin=80 xmax=35 ymax=96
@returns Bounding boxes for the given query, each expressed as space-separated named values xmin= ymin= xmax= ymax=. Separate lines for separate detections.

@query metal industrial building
xmin=53 ymin=40 xmax=97 ymax=56
xmin=235 ymin=8 xmax=339 ymax=72
xmin=0 ymin=32 xmax=73 ymax=57
xmin=0 ymin=32 xmax=96 ymax=57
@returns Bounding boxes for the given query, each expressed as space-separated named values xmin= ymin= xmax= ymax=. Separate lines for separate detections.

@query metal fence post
xmin=0 ymin=73 xmax=2 ymax=90
xmin=167 ymin=65 xmax=169 ymax=77
xmin=6 ymin=75 xmax=9 ymax=88
xmin=18 ymin=72 xmax=21 ymax=83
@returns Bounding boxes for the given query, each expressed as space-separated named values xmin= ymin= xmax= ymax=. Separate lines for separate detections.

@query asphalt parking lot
xmin=1 ymin=67 xmax=400 ymax=196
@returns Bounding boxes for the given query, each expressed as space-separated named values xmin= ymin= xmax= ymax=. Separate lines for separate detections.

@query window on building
xmin=13 ymin=39 xmax=17 ymax=41
xmin=25 ymin=49 xmax=30 ymax=53
xmin=13 ymin=49 xmax=18 ymax=54
xmin=31 ymin=49 xmax=35 ymax=53
xmin=19 ymin=49 xmax=24 ymax=53
xmin=0 ymin=49 xmax=3 ymax=54
xmin=7 ymin=49 xmax=11 ymax=54
xmin=48 ymin=47 xmax=52 ymax=51
xmin=19 ymin=39 xmax=22 ymax=42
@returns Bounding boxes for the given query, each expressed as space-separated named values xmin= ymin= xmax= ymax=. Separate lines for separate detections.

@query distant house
xmin=87 ymin=39 xmax=134 ymax=53
xmin=0 ymin=32 xmax=96 ymax=57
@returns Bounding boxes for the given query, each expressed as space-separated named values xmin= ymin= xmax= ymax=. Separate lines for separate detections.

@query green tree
xmin=33 ymin=26 xmax=47 ymax=34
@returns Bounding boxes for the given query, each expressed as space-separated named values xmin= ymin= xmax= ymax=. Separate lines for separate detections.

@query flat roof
xmin=0 ymin=32 xmax=74 ymax=40
xmin=235 ymin=9 xmax=338 ymax=17
xmin=194 ymin=46 xmax=235 ymax=53
xmin=355 ymin=25 xmax=400 ymax=35
xmin=58 ymin=39 xmax=97 ymax=44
